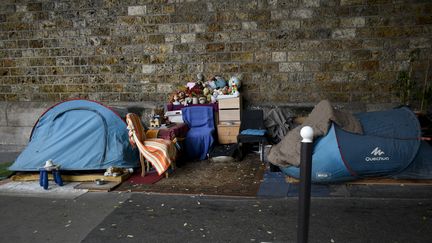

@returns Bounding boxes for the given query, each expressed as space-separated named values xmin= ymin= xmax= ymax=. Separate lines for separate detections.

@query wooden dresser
xmin=216 ymin=96 xmax=241 ymax=144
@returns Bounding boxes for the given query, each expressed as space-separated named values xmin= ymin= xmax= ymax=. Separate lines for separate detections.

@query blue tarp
xmin=281 ymin=107 xmax=432 ymax=182
xmin=9 ymin=100 xmax=139 ymax=171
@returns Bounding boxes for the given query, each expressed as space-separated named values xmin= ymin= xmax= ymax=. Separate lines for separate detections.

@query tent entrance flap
xmin=50 ymin=108 xmax=109 ymax=167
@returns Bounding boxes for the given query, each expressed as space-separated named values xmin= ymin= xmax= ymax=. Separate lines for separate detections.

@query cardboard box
xmin=217 ymin=124 xmax=240 ymax=144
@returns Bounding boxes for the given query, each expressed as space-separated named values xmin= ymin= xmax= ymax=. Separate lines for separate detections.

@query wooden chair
xmin=126 ymin=113 xmax=177 ymax=177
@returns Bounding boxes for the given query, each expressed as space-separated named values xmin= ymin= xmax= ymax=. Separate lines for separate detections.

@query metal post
xmin=297 ymin=126 xmax=314 ymax=243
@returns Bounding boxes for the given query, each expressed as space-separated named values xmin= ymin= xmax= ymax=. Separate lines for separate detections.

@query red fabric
xmin=127 ymin=170 xmax=163 ymax=184
xmin=156 ymin=123 xmax=189 ymax=140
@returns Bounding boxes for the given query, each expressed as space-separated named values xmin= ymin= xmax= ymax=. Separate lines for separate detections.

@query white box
xmin=165 ymin=110 xmax=183 ymax=123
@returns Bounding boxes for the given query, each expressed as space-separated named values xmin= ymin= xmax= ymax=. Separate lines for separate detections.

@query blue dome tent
xmin=281 ymin=107 xmax=432 ymax=183
xmin=9 ymin=99 xmax=138 ymax=171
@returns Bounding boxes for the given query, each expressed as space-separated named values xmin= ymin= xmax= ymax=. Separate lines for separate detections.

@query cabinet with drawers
xmin=216 ymin=96 xmax=241 ymax=144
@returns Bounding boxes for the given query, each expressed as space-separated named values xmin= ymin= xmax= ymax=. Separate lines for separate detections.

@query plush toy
xmin=230 ymin=84 xmax=239 ymax=96
xmin=229 ymin=75 xmax=241 ymax=89
xmin=203 ymin=87 xmax=209 ymax=96
xmin=199 ymin=96 xmax=207 ymax=104
xmin=206 ymin=79 xmax=217 ymax=89
xmin=221 ymin=86 xmax=229 ymax=95
xmin=172 ymin=93 xmax=180 ymax=105
xmin=178 ymin=91 xmax=185 ymax=103
xmin=215 ymin=75 xmax=227 ymax=89
xmin=202 ymin=87 xmax=210 ymax=102
xmin=211 ymin=90 xmax=218 ymax=103
xmin=186 ymin=82 xmax=196 ymax=90
xmin=196 ymin=72 xmax=205 ymax=86
xmin=185 ymin=95 xmax=192 ymax=105
xmin=150 ymin=115 xmax=161 ymax=128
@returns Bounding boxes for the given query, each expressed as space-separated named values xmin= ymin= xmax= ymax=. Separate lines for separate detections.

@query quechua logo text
xmin=365 ymin=147 xmax=390 ymax=162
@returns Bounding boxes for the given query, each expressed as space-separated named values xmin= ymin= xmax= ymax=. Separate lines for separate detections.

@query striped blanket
xmin=126 ymin=113 xmax=176 ymax=176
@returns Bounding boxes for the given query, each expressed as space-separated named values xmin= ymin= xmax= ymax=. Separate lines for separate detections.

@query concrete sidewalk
xmin=0 ymin=192 xmax=131 ymax=243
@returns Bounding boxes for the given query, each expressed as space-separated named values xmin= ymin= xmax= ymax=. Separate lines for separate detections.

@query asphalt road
xmin=0 ymin=192 xmax=431 ymax=243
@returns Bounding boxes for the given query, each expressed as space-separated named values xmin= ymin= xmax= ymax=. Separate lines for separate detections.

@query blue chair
xmin=182 ymin=106 xmax=215 ymax=160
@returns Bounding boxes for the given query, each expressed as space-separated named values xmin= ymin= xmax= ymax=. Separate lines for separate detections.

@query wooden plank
xmin=74 ymin=181 xmax=121 ymax=192
xmin=12 ymin=173 xmax=131 ymax=183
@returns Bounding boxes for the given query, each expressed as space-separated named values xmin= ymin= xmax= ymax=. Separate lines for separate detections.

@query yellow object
xmin=145 ymin=129 xmax=159 ymax=139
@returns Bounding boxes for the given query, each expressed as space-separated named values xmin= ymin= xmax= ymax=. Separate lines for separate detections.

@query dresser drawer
xmin=218 ymin=97 xmax=241 ymax=109
xmin=219 ymin=109 xmax=240 ymax=121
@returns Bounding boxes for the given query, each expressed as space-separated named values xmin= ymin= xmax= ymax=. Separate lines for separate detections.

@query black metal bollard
xmin=297 ymin=126 xmax=314 ymax=243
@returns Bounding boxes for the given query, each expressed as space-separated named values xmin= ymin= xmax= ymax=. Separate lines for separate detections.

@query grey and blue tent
xmin=9 ymin=99 xmax=138 ymax=171
xmin=281 ymin=107 xmax=432 ymax=183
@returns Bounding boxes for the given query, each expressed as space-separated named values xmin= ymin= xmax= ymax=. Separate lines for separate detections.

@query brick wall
xmin=0 ymin=0 xmax=431 ymax=108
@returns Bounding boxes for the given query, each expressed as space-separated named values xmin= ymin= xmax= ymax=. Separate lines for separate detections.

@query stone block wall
xmin=0 ymin=0 xmax=430 ymax=106
xmin=0 ymin=0 xmax=431 ymax=146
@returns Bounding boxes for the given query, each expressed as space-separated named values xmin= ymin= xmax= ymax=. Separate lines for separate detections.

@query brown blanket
xmin=267 ymin=100 xmax=363 ymax=167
